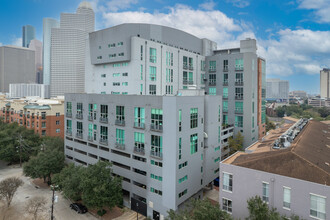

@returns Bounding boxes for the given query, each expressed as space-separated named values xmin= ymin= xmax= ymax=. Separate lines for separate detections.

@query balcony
xmin=100 ymin=138 xmax=108 ymax=146
xmin=235 ymin=67 xmax=244 ymax=71
xmin=133 ymin=146 xmax=145 ymax=155
xmin=134 ymin=122 xmax=145 ymax=129
xmin=183 ymin=80 xmax=194 ymax=85
xmin=235 ymin=122 xmax=243 ymax=128
xmin=150 ymin=124 xmax=163 ymax=132
xmin=66 ymin=130 xmax=72 ymax=136
xmin=235 ymin=95 xmax=244 ymax=100
xmin=223 ymin=66 xmax=228 ymax=72
xmin=209 ymin=67 xmax=216 ymax=72
xmin=235 ymin=108 xmax=244 ymax=114
xmin=223 ymin=80 xmax=228 ymax=86
xmin=183 ymin=63 xmax=188 ymax=69
xmin=115 ymin=119 xmax=125 ymax=126
xmin=115 ymin=142 xmax=125 ymax=150
xmin=99 ymin=117 xmax=108 ymax=124
xmin=150 ymin=150 xmax=162 ymax=159
xmin=208 ymin=80 xmax=216 ymax=86
xmin=88 ymin=135 xmax=93 ymax=142
xmin=76 ymin=132 xmax=83 ymax=139
xmin=223 ymin=108 xmax=228 ymax=113
xmin=188 ymin=64 xmax=194 ymax=70
xmin=88 ymin=115 xmax=93 ymax=121
xmin=76 ymin=113 xmax=83 ymax=120
xmin=235 ymin=81 xmax=244 ymax=86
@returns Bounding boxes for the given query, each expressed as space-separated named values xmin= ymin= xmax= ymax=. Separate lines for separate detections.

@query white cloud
xmin=0 ymin=42 xmax=2 ymax=46
xmin=11 ymin=37 xmax=22 ymax=47
xmin=298 ymin=0 xmax=330 ymax=23
xmin=104 ymin=0 xmax=138 ymax=12
xmin=199 ymin=1 xmax=216 ymax=11
xmin=226 ymin=0 xmax=250 ymax=8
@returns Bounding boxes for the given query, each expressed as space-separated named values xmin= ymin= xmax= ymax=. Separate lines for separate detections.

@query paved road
xmin=0 ymin=160 xmax=97 ymax=220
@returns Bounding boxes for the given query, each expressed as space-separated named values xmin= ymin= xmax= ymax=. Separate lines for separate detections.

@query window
xmin=113 ymin=73 xmax=120 ymax=77
xmin=41 ymin=112 xmax=46 ymax=120
xmin=201 ymin=73 xmax=205 ymax=84
xmin=151 ymin=109 xmax=163 ymax=130
xmin=56 ymin=112 xmax=60 ymax=117
xmin=235 ymin=116 xmax=243 ymax=127
xmin=100 ymin=105 xmax=108 ymax=119
xmin=149 ymin=66 xmax=156 ymax=81
xmin=41 ymin=130 xmax=46 ymax=136
xmin=283 ymin=187 xmax=291 ymax=209
xmin=178 ymin=189 xmax=187 ymax=198
xmin=209 ymin=61 xmax=216 ymax=71
xmin=113 ymin=82 xmax=120 ymax=86
xmin=97 ymin=56 xmax=102 ymax=60
xmin=166 ymin=52 xmax=173 ymax=66
xmin=66 ymin=120 xmax=72 ymax=132
xmin=109 ymin=54 xmax=116 ymax=58
xmin=222 ymin=198 xmax=232 ymax=213
xmin=209 ymin=88 xmax=216 ymax=95
xmin=183 ymin=56 xmax=188 ymax=69
xmin=188 ymin=57 xmax=193 ymax=69
xmin=310 ymin=194 xmax=326 ymax=220
xmin=218 ymin=126 xmax=221 ymax=143
xmin=150 ymin=187 xmax=162 ymax=196
xmin=100 ymin=126 xmax=108 ymax=142
xmin=235 ymin=102 xmax=243 ymax=114
xmin=149 ymin=85 xmax=156 ymax=95
xmin=41 ymin=122 xmax=46 ymax=128
xmin=116 ymin=106 xmax=125 ymax=122
xmin=190 ymin=134 xmax=198 ymax=154
xmin=134 ymin=107 xmax=145 ymax=128
xmin=56 ymin=129 xmax=60 ymax=133
xmin=223 ymin=101 xmax=228 ymax=112
xmin=77 ymin=103 xmax=83 ymax=115
xmin=223 ymin=73 xmax=228 ymax=85
xmin=151 ymin=160 xmax=162 ymax=167
xmin=150 ymin=48 xmax=157 ymax=63
xmin=150 ymin=173 xmax=162 ymax=181
xmin=188 ymin=72 xmax=193 ymax=83
xmin=179 ymin=175 xmax=188 ymax=183
xmin=190 ymin=108 xmax=198 ymax=129
xmin=235 ymin=72 xmax=243 ymax=84
xmin=179 ymin=109 xmax=182 ymax=131
xmin=118 ymin=52 xmax=124 ymax=57
xmin=201 ymin=60 xmax=205 ymax=71
xmin=140 ymin=65 xmax=143 ymax=80
xmin=235 ymin=87 xmax=244 ymax=100
xmin=122 ymin=72 xmax=128 ymax=76
xmin=77 ymin=121 xmax=83 ymax=134
xmin=88 ymin=123 xmax=93 ymax=139
xmin=223 ymin=60 xmax=228 ymax=71
xmin=223 ymin=173 xmax=233 ymax=192
xmin=151 ymin=135 xmax=162 ymax=158
xmin=165 ymin=85 xmax=173 ymax=94
xmin=179 ymin=138 xmax=182 ymax=160
xmin=166 ymin=68 xmax=173 ymax=82
xmin=262 ymin=182 xmax=269 ymax=203
xmin=214 ymin=157 xmax=220 ymax=163
xmin=117 ymin=42 xmax=123 ymax=46
xmin=134 ymin=132 xmax=145 ymax=152
xmin=103 ymin=82 xmax=106 ymax=86
xmin=116 ymin=129 xmax=125 ymax=145
xmin=178 ymin=161 xmax=188 ymax=169
xmin=101 ymin=74 xmax=106 ymax=78
xmin=209 ymin=74 xmax=216 ymax=85
xmin=235 ymin=58 xmax=243 ymax=70
xmin=140 ymin=45 xmax=143 ymax=60
xmin=223 ymin=87 xmax=228 ymax=98
xmin=108 ymin=43 xmax=115 ymax=48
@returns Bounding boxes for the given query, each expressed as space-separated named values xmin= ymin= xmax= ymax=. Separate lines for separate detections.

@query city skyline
xmin=0 ymin=0 xmax=329 ymax=93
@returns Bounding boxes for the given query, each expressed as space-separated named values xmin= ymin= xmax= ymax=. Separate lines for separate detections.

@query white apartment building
xmin=266 ymin=78 xmax=289 ymax=100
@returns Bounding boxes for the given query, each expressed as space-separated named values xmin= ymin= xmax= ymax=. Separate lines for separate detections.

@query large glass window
xmin=235 ymin=58 xmax=244 ymax=70
xmin=190 ymin=134 xmax=198 ymax=154
xmin=66 ymin=102 xmax=72 ymax=113
xmin=223 ymin=87 xmax=228 ymax=98
xmin=183 ymin=56 xmax=188 ymax=69
xmin=223 ymin=115 xmax=228 ymax=125
xmin=222 ymin=198 xmax=232 ymax=213
xmin=100 ymin=126 xmax=108 ymax=141
xmin=235 ymin=72 xmax=243 ymax=84
xmin=209 ymin=88 xmax=216 ymax=95
xmin=209 ymin=61 xmax=216 ymax=71
xmin=151 ymin=108 xmax=163 ymax=130
xmin=209 ymin=74 xmax=216 ymax=85
xmin=151 ymin=135 xmax=162 ymax=158
xmin=235 ymin=102 xmax=243 ymax=114
xmin=235 ymin=87 xmax=244 ymax=100
xmin=283 ymin=187 xmax=291 ymax=209
xmin=166 ymin=69 xmax=173 ymax=82
xmin=179 ymin=138 xmax=182 ymax=160
xmin=149 ymin=85 xmax=156 ymax=95
xmin=310 ymin=194 xmax=326 ymax=220
xmin=149 ymin=66 xmax=157 ymax=81
xmin=77 ymin=103 xmax=83 ymax=114
xmin=150 ymin=48 xmax=157 ymax=63
xmin=223 ymin=60 xmax=228 ymax=71
xmin=100 ymin=105 xmax=108 ymax=119
xmin=134 ymin=132 xmax=145 ymax=152
xmin=116 ymin=129 xmax=125 ymax=145
xmin=223 ymin=101 xmax=228 ymax=112
xmin=179 ymin=109 xmax=182 ymax=131
xmin=66 ymin=120 xmax=72 ymax=131
xmin=190 ymin=108 xmax=198 ymax=129
xmin=77 ymin=121 xmax=83 ymax=134
xmin=134 ymin=107 xmax=145 ymax=128
xmin=262 ymin=182 xmax=269 ymax=203
xmin=188 ymin=57 xmax=193 ymax=69
xmin=235 ymin=115 xmax=243 ymax=127
xmin=116 ymin=106 xmax=125 ymax=122
xmin=223 ymin=173 xmax=233 ymax=191
xmin=223 ymin=73 xmax=228 ymax=85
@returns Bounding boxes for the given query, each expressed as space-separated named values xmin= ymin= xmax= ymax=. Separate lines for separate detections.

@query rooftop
xmin=223 ymin=120 xmax=330 ymax=185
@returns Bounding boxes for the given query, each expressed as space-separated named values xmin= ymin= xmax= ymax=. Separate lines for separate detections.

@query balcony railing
xmin=235 ymin=67 xmax=244 ymax=71
xmin=223 ymin=108 xmax=228 ymax=113
xmin=100 ymin=138 xmax=108 ymax=146
xmin=235 ymin=81 xmax=244 ymax=86
xmin=133 ymin=146 xmax=145 ymax=155
xmin=88 ymin=135 xmax=93 ymax=141
xmin=134 ymin=122 xmax=145 ymax=129
xmin=150 ymin=150 xmax=163 ymax=159
xmin=66 ymin=130 xmax=72 ymax=136
xmin=235 ymin=95 xmax=244 ymax=100
xmin=235 ymin=122 xmax=243 ymax=127
xmin=115 ymin=119 xmax=125 ymax=126
xmin=183 ymin=80 xmax=194 ymax=85
xmin=115 ymin=142 xmax=125 ymax=150
xmin=76 ymin=113 xmax=83 ymax=119
xmin=183 ymin=63 xmax=188 ymax=69
xmin=188 ymin=64 xmax=193 ymax=70
xmin=235 ymin=108 xmax=244 ymax=114
xmin=208 ymin=80 xmax=216 ymax=86
xmin=223 ymin=66 xmax=228 ymax=72
xmin=76 ymin=132 xmax=83 ymax=139
xmin=88 ymin=115 xmax=93 ymax=121
xmin=209 ymin=67 xmax=216 ymax=72
xmin=223 ymin=80 xmax=228 ymax=86
xmin=150 ymin=124 xmax=163 ymax=132
xmin=99 ymin=117 xmax=108 ymax=124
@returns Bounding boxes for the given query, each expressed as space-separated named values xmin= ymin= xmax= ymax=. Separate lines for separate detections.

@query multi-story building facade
xmin=0 ymin=97 xmax=65 ymax=138
xmin=64 ymin=92 xmax=232 ymax=218
xmin=0 ymin=46 xmax=36 ymax=93
xmin=219 ymin=120 xmax=329 ymax=220
xmin=22 ymin=25 xmax=36 ymax=48
xmin=50 ymin=2 xmax=94 ymax=96
xmin=85 ymin=23 xmax=216 ymax=95
xmin=42 ymin=18 xmax=59 ymax=85
xmin=204 ymin=39 xmax=264 ymax=148
xmin=320 ymin=68 xmax=330 ymax=99
xmin=266 ymin=78 xmax=289 ymax=101
xmin=289 ymin=90 xmax=307 ymax=99
xmin=28 ymin=39 xmax=43 ymax=84
xmin=9 ymin=83 xmax=50 ymax=98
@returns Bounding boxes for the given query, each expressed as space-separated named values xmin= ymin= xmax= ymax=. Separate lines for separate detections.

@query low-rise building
xmin=9 ymin=83 xmax=50 ymax=98
xmin=64 ymin=92 xmax=233 ymax=218
xmin=219 ymin=120 xmax=329 ymax=219
xmin=0 ymin=96 xmax=64 ymax=138
xmin=308 ymin=98 xmax=330 ymax=108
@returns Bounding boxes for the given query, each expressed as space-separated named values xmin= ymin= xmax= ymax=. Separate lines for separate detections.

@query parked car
xmin=70 ymin=203 xmax=88 ymax=214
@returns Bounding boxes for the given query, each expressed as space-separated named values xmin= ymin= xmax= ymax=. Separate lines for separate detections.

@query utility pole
xmin=50 ymin=185 xmax=58 ymax=220
xmin=18 ymin=135 xmax=22 ymax=167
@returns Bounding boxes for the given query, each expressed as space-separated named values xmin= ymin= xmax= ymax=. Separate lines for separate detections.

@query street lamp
xmin=50 ymin=185 xmax=59 ymax=220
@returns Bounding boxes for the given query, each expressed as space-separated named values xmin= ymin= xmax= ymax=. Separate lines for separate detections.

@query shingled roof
xmin=230 ymin=120 xmax=330 ymax=185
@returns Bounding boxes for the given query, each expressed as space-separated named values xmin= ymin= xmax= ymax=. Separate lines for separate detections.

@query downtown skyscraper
xmin=22 ymin=25 xmax=36 ymax=48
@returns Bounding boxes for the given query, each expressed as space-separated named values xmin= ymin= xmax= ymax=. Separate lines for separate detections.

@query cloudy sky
xmin=1 ymin=0 xmax=329 ymax=94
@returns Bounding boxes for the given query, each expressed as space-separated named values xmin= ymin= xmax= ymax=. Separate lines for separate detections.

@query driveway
xmin=0 ymin=160 xmax=97 ymax=220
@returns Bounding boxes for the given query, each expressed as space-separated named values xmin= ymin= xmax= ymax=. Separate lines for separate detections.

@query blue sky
xmin=1 ymin=0 xmax=329 ymax=94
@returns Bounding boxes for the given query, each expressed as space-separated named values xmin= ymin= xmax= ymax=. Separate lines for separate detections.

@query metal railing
xmin=183 ymin=80 xmax=194 ymax=85
xmin=115 ymin=142 xmax=125 ymax=150
xmin=235 ymin=108 xmax=244 ymax=114
xmin=133 ymin=122 xmax=145 ymax=129
xmin=115 ymin=119 xmax=125 ymax=126
xmin=223 ymin=66 xmax=228 ymax=72
xmin=88 ymin=135 xmax=93 ymax=141
xmin=235 ymin=95 xmax=244 ymax=100
xmin=150 ymin=124 xmax=163 ymax=132
xmin=209 ymin=67 xmax=216 ymax=72
xmin=150 ymin=150 xmax=163 ymax=159
xmin=188 ymin=64 xmax=194 ymax=70
xmin=235 ymin=81 xmax=244 ymax=86
xmin=100 ymin=138 xmax=108 ymax=146
xmin=100 ymin=117 xmax=108 ymax=124
xmin=66 ymin=130 xmax=72 ymax=136
xmin=133 ymin=146 xmax=145 ymax=155
xmin=88 ymin=115 xmax=93 ymax=121
xmin=76 ymin=132 xmax=83 ymax=139
xmin=208 ymin=80 xmax=216 ymax=86
xmin=223 ymin=80 xmax=228 ymax=86
xmin=76 ymin=113 xmax=83 ymax=119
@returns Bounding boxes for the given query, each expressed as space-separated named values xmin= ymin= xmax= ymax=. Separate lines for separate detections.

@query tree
xmin=40 ymin=136 xmax=64 ymax=152
xmin=23 ymin=149 xmax=65 ymax=184
xmin=166 ymin=199 xmax=232 ymax=220
xmin=318 ymin=107 xmax=330 ymax=118
xmin=266 ymin=116 xmax=276 ymax=132
xmin=25 ymin=196 xmax=47 ymax=220
xmin=0 ymin=177 xmax=23 ymax=207
xmin=228 ymin=132 xmax=244 ymax=154
xmin=80 ymin=161 xmax=122 ymax=211
xmin=276 ymin=106 xmax=285 ymax=117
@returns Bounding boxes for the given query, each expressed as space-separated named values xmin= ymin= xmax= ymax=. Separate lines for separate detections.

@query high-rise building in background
xmin=29 ymin=39 xmax=43 ymax=84
xmin=9 ymin=83 xmax=50 ymax=98
xmin=42 ymin=18 xmax=59 ymax=85
xmin=22 ymin=25 xmax=36 ymax=48
xmin=0 ymin=46 xmax=35 ymax=93
xmin=320 ymin=68 xmax=330 ymax=98
xmin=50 ymin=2 xmax=94 ymax=96
xmin=266 ymin=78 xmax=289 ymax=101
xmin=205 ymin=39 xmax=266 ymax=147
